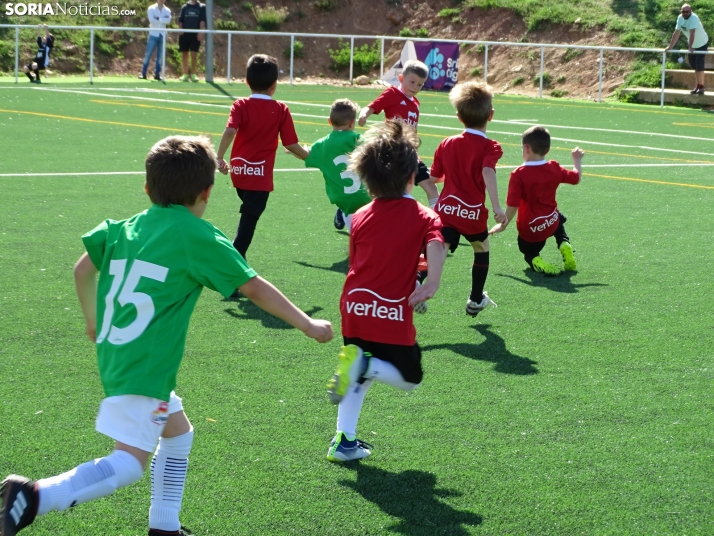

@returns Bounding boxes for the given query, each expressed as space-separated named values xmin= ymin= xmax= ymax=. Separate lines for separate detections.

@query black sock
xmin=34 ymin=70 xmax=40 ymax=82
xmin=25 ymin=71 xmax=33 ymax=81
xmin=233 ymin=213 xmax=259 ymax=259
xmin=417 ymin=270 xmax=428 ymax=284
xmin=470 ymin=251 xmax=489 ymax=302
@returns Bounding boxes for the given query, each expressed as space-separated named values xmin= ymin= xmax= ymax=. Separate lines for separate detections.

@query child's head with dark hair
xmin=329 ymin=99 xmax=360 ymax=128
xmin=349 ymin=120 xmax=420 ymax=199
xmin=449 ymin=81 xmax=493 ymax=129
xmin=522 ymin=125 xmax=551 ymax=157
xmin=402 ymin=60 xmax=428 ymax=80
xmin=145 ymin=135 xmax=216 ymax=207
xmin=246 ymin=54 xmax=279 ymax=91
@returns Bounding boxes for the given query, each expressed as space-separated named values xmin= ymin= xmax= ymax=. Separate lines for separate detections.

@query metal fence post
xmin=380 ymin=37 xmax=384 ymax=77
xmin=349 ymin=36 xmax=354 ymax=84
xmin=14 ymin=27 xmax=19 ymax=84
xmin=290 ymin=34 xmax=294 ymax=85
xmin=597 ymin=48 xmax=604 ymax=102
xmin=161 ymin=30 xmax=166 ymax=82
xmin=660 ymin=51 xmax=666 ymax=108
xmin=227 ymin=33 xmax=231 ymax=84
xmin=539 ymin=46 xmax=544 ymax=98
xmin=89 ymin=28 xmax=94 ymax=84
xmin=484 ymin=43 xmax=488 ymax=84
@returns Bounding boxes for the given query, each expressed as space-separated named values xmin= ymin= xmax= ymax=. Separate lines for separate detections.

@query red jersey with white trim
xmin=431 ymin=130 xmax=503 ymax=236
xmin=340 ymin=196 xmax=443 ymax=346
xmin=368 ymin=86 xmax=420 ymax=129
xmin=226 ymin=96 xmax=299 ymax=191
xmin=506 ymin=161 xmax=580 ymax=242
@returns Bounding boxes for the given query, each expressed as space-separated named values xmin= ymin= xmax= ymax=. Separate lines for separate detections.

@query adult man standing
xmin=177 ymin=0 xmax=206 ymax=82
xmin=666 ymin=3 xmax=709 ymax=95
xmin=139 ymin=0 xmax=171 ymax=81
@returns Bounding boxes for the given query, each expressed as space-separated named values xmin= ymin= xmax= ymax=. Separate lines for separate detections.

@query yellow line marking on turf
xmin=492 ymin=99 xmax=702 ymax=118
xmin=673 ymin=122 xmax=714 ymax=129
xmin=585 ymin=172 xmax=714 ymax=190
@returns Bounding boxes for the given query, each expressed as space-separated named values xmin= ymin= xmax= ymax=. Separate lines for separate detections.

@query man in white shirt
xmin=666 ymin=3 xmax=710 ymax=94
xmin=140 ymin=0 xmax=172 ymax=81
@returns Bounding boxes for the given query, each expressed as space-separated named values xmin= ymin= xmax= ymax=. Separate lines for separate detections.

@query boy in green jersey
xmin=304 ymin=99 xmax=371 ymax=232
xmin=0 ymin=136 xmax=333 ymax=536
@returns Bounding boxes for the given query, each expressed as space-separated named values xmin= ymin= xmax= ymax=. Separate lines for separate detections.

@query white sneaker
xmin=413 ymin=281 xmax=427 ymax=314
xmin=465 ymin=291 xmax=497 ymax=317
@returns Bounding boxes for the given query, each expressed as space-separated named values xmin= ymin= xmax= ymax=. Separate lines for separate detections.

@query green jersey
xmin=304 ymin=129 xmax=371 ymax=215
xmin=82 ymin=204 xmax=257 ymax=401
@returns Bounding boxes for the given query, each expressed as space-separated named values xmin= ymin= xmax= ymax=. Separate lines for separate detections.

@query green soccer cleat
xmin=190 ymin=74 xmax=199 ymax=82
xmin=559 ymin=241 xmax=576 ymax=271
xmin=326 ymin=432 xmax=373 ymax=462
xmin=327 ymin=345 xmax=366 ymax=405
xmin=179 ymin=74 xmax=189 ymax=82
xmin=532 ymin=256 xmax=561 ymax=276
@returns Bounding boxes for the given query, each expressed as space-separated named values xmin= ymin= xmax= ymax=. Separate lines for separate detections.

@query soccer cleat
xmin=0 ymin=475 xmax=38 ymax=536
xmin=333 ymin=208 xmax=345 ymax=230
xmin=326 ymin=432 xmax=373 ymax=462
xmin=559 ymin=241 xmax=576 ymax=271
xmin=690 ymin=87 xmax=700 ymax=94
xmin=190 ymin=74 xmax=199 ymax=82
xmin=327 ymin=345 xmax=366 ymax=405
xmin=697 ymin=87 xmax=706 ymax=95
xmin=31 ymin=79 xmax=41 ymax=84
xmin=465 ymin=291 xmax=497 ymax=317
xmin=153 ymin=74 xmax=162 ymax=81
xmin=148 ymin=527 xmax=193 ymax=536
xmin=413 ymin=281 xmax=427 ymax=314
xmin=531 ymin=256 xmax=561 ymax=276
xmin=180 ymin=74 xmax=189 ymax=82
xmin=138 ymin=74 xmax=148 ymax=79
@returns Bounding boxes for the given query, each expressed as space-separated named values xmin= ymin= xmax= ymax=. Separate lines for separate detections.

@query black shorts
xmin=415 ymin=160 xmax=430 ymax=185
xmin=441 ymin=226 xmax=489 ymax=253
xmin=344 ymin=337 xmax=423 ymax=385
xmin=178 ymin=33 xmax=201 ymax=52
xmin=689 ymin=42 xmax=709 ymax=71
xmin=236 ymin=188 xmax=269 ymax=218
xmin=26 ymin=62 xmax=45 ymax=71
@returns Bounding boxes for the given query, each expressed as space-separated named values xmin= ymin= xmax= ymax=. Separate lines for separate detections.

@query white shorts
xmin=95 ymin=391 xmax=184 ymax=453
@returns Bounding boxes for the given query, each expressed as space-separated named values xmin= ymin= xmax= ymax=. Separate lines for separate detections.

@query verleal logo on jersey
xmin=436 ymin=195 xmax=482 ymax=220
xmin=529 ymin=209 xmax=558 ymax=233
xmin=345 ymin=288 xmax=405 ymax=321
xmin=151 ymin=401 xmax=169 ymax=426
xmin=230 ymin=156 xmax=265 ymax=176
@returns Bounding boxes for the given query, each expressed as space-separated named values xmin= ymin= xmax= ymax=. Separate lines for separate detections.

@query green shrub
xmin=416 ymin=27 xmax=429 ymax=38
xmin=550 ymin=89 xmax=568 ymax=97
xmin=242 ymin=2 xmax=253 ymax=10
xmin=328 ymin=39 xmax=380 ymax=74
xmin=399 ymin=28 xmax=414 ymax=37
xmin=563 ymin=48 xmax=583 ymax=62
xmin=512 ymin=76 xmax=524 ymax=85
xmin=215 ymin=19 xmax=248 ymax=30
xmin=616 ymin=89 xmax=641 ymax=103
xmin=532 ymin=72 xmax=552 ymax=86
xmin=556 ymin=75 xmax=566 ymax=83
xmin=284 ymin=40 xmax=304 ymax=59
xmin=253 ymin=4 xmax=289 ymax=30
xmin=312 ymin=0 xmax=336 ymax=10
xmin=438 ymin=8 xmax=460 ymax=17
xmin=470 ymin=66 xmax=483 ymax=77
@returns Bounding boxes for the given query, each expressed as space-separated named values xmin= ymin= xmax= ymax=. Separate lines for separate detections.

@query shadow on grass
xmin=496 ymin=269 xmax=608 ymax=294
xmin=222 ymin=299 xmax=323 ymax=329
xmin=206 ymin=81 xmax=236 ymax=100
xmin=338 ymin=465 xmax=482 ymax=535
xmin=423 ymin=323 xmax=538 ymax=375
xmin=294 ymin=258 xmax=349 ymax=275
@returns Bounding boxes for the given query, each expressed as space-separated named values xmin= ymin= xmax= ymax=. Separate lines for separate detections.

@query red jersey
xmin=368 ymin=86 xmax=420 ymax=129
xmin=431 ymin=130 xmax=503 ymax=236
xmin=506 ymin=161 xmax=580 ymax=242
xmin=226 ymin=95 xmax=299 ymax=191
xmin=340 ymin=196 xmax=443 ymax=346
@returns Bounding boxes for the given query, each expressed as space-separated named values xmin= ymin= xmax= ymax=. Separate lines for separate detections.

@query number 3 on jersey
xmin=333 ymin=155 xmax=361 ymax=194
xmin=96 ymin=259 xmax=169 ymax=345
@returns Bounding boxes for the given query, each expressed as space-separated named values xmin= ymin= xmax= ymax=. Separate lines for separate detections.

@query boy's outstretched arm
xmin=408 ymin=240 xmax=447 ymax=306
xmin=483 ymin=167 xmax=507 ymax=224
xmin=489 ymin=206 xmax=517 ymax=234
xmin=238 ymin=276 xmax=333 ymax=342
xmin=74 ymin=253 xmax=98 ymax=342
xmin=284 ymin=143 xmax=309 ymax=160
xmin=216 ymin=127 xmax=237 ymax=174
xmin=357 ymin=107 xmax=374 ymax=127
xmin=572 ymin=146 xmax=584 ymax=182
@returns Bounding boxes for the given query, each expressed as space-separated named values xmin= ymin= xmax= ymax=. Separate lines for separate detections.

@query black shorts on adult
xmin=689 ymin=42 xmax=709 ymax=71
xmin=415 ymin=160 xmax=430 ymax=184
xmin=343 ymin=337 xmax=423 ymax=385
xmin=441 ymin=226 xmax=489 ymax=253
xmin=236 ymin=188 xmax=270 ymax=218
xmin=178 ymin=33 xmax=201 ymax=52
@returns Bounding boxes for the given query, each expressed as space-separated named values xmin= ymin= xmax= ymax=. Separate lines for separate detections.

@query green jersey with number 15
xmin=304 ymin=129 xmax=371 ymax=215
xmin=82 ymin=204 xmax=257 ymax=401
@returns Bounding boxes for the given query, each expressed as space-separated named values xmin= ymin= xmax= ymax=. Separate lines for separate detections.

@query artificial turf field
xmin=0 ymin=76 xmax=713 ymax=535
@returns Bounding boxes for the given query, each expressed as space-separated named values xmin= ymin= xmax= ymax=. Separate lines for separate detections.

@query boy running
xmin=325 ymin=121 xmax=447 ymax=462
xmin=304 ymin=98 xmax=371 ymax=232
xmin=490 ymin=126 xmax=583 ymax=275
xmin=0 ymin=135 xmax=332 ymax=536
xmin=358 ymin=60 xmax=440 ymax=209
xmin=430 ymin=81 xmax=507 ymax=317
xmin=216 ymin=54 xmax=309 ymax=261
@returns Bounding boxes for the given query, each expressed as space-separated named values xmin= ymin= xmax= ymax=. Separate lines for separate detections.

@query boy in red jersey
xmin=430 ymin=81 xmax=507 ymax=317
xmin=490 ymin=126 xmax=583 ymax=275
xmin=324 ymin=121 xmax=447 ymax=462
xmin=216 ymin=54 xmax=309 ymax=261
xmin=358 ymin=60 xmax=440 ymax=209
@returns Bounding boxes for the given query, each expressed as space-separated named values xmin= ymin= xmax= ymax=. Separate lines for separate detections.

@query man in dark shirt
xmin=24 ymin=24 xmax=54 ymax=84
xmin=177 ymin=0 xmax=206 ymax=82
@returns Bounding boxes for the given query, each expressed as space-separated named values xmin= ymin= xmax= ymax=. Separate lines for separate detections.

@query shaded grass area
xmin=1 ymin=81 xmax=713 ymax=535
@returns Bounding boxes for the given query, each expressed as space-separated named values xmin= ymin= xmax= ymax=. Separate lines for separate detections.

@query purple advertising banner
xmin=413 ymin=41 xmax=460 ymax=91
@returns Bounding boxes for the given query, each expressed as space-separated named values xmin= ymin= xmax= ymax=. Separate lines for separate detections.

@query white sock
xmin=428 ymin=197 xmax=439 ymax=210
xmin=366 ymin=358 xmax=419 ymax=391
xmin=149 ymin=429 xmax=193 ymax=532
xmin=344 ymin=213 xmax=353 ymax=233
xmin=336 ymin=379 xmax=373 ymax=437
xmin=36 ymin=450 xmax=144 ymax=515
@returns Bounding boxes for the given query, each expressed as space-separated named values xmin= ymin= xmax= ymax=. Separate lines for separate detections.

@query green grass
xmin=1 ymin=78 xmax=714 ymax=535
